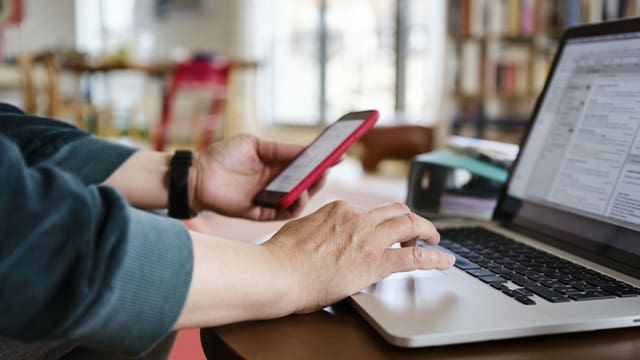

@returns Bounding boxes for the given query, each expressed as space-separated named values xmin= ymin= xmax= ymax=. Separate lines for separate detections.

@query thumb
xmin=257 ymin=138 xmax=305 ymax=164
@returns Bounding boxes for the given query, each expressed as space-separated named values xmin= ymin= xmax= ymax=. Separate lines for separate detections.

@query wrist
xmin=188 ymin=152 xmax=202 ymax=214
xmin=260 ymin=239 xmax=303 ymax=316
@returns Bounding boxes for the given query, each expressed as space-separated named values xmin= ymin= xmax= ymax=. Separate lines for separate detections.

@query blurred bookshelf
xmin=445 ymin=0 xmax=640 ymax=145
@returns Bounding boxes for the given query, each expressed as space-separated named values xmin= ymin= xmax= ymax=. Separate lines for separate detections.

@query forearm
xmin=103 ymin=150 xmax=172 ymax=209
xmin=173 ymin=231 xmax=293 ymax=329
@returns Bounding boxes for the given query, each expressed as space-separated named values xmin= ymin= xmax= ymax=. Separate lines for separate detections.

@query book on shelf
xmin=447 ymin=0 xmax=640 ymax=144
xmin=506 ymin=0 xmax=521 ymax=36
xmin=486 ymin=0 xmax=504 ymax=36
xmin=485 ymin=42 xmax=531 ymax=96
xmin=450 ymin=0 xmax=640 ymax=39
xmin=459 ymin=40 xmax=482 ymax=95
xmin=450 ymin=0 xmax=538 ymax=37
xmin=519 ymin=0 xmax=536 ymax=35
xmin=532 ymin=53 xmax=550 ymax=93
xmin=453 ymin=41 xmax=544 ymax=97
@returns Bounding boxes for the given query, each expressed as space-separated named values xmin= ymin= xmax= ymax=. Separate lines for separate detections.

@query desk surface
xmin=201 ymin=302 xmax=640 ymax=360
xmin=192 ymin=166 xmax=640 ymax=359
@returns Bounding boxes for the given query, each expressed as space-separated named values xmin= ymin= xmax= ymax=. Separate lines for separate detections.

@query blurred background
xmin=1 ymin=0 xmax=639 ymax=157
xmin=0 ymin=0 xmax=444 ymax=149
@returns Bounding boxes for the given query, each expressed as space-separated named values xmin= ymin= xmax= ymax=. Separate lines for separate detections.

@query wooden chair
xmin=354 ymin=125 xmax=435 ymax=173
xmin=153 ymin=57 xmax=231 ymax=151
xmin=18 ymin=51 xmax=95 ymax=128
xmin=17 ymin=52 xmax=41 ymax=115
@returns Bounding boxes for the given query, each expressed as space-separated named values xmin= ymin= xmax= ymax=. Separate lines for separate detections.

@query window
xmin=260 ymin=0 xmax=445 ymax=126
xmin=75 ymin=0 xmax=136 ymax=57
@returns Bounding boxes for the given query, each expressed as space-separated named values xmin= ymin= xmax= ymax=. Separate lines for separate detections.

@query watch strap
xmin=168 ymin=150 xmax=194 ymax=219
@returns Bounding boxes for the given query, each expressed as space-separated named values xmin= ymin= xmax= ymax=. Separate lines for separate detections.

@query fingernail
xmin=446 ymin=254 xmax=456 ymax=266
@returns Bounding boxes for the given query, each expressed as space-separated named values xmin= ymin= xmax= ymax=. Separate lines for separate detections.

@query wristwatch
xmin=168 ymin=150 xmax=195 ymax=219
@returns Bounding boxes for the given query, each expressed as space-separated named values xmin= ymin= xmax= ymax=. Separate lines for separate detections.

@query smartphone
xmin=254 ymin=110 xmax=379 ymax=209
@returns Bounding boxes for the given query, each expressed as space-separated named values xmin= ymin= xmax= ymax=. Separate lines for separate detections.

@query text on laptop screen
xmin=500 ymin=31 xmax=640 ymax=271
xmin=509 ymin=33 xmax=640 ymax=232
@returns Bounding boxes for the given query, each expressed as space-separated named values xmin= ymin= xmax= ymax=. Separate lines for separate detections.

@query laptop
xmin=350 ymin=18 xmax=640 ymax=347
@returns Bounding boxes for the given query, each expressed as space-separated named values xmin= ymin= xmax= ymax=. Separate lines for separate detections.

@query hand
xmin=262 ymin=201 xmax=456 ymax=314
xmin=190 ymin=134 xmax=326 ymax=221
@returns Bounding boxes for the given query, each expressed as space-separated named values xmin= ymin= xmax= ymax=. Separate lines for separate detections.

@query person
xmin=0 ymin=102 xmax=455 ymax=359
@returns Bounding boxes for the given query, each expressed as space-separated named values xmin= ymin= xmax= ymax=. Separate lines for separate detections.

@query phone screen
xmin=265 ymin=119 xmax=365 ymax=193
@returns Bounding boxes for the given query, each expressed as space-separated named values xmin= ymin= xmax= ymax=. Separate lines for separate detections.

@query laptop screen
xmin=495 ymin=23 xmax=640 ymax=276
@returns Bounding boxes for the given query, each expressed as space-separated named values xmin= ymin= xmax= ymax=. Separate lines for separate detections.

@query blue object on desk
xmin=406 ymin=149 xmax=509 ymax=218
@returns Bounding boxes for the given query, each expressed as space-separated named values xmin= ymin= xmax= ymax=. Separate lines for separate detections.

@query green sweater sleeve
xmin=0 ymin=102 xmax=137 ymax=184
xmin=47 ymin=135 xmax=138 ymax=184
xmin=62 ymin=207 xmax=194 ymax=354
xmin=0 ymin=106 xmax=194 ymax=355
xmin=0 ymin=136 xmax=193 ymax=355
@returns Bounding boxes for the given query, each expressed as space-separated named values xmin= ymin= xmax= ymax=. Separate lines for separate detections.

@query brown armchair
xmin=355 ymin=125 xmax=435 ymax=173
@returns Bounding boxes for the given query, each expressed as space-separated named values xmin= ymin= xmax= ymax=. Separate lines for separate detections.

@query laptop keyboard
xmin=436 ymin=226 xmax=640 ymax=305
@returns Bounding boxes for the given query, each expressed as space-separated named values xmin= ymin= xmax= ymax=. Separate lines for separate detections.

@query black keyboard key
xmin=513 ymin=265 xmax=530 ymax=274
xmin=513 ymin=288 xmax=534 ymax=297
xmin=467 ymin=268 xmax=495 ymax=277
xmin=615 ymin=283 xmax=640 ymax=294
xmin=495 ymin=269 xmax=517 ymax=280
xmin=515 ymin=296 xmax=536 ymax=305
xmin=511 ymin=274 xmax=536 ymax=287
xmin=569 ymin=292 xmax=616 ymax=301
xmin=491 ymin=283 xmax=510 ymax=292
xmin=572 ymin=282 xmax=600 ymax=292
xmin=556 ymin=275 xmax=576 ymax=284
xmin=527 ymin=274 xmax=553 ymax=283
xmin=551 ymin=282 xmax=571 ymax=289
xmin=600 ymin=285 xmax=640 ymax=297
xmin=521 ymin=270 xmax=541 ymax=277
xmin=440 ymin=239 xmax=455 ymax=247
xmin=452 ymin=255 xmax=481 ymax=270
xmin=479 ymin=275 xmax=506 ymax=284
xmin=542 ymin=269 xmax=562 ymax=278
xmin=458 ymin=250 xmax=477 ymax=257
xmin=524 ymin=284 xmax=570 ymax=303
xmin=495 ymin=258 xmax=515 ymax=266
xmin=540 ymin=280 xmax=558 ymax=288
xmin=467 ymin=254 xmax=484 ymax=262
xmin=555 ymin=286 xmax=583 ymax=296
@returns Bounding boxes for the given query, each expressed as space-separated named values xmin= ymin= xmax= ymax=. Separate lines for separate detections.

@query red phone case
xmin=258 ymin=110 xmax=379 ymax=208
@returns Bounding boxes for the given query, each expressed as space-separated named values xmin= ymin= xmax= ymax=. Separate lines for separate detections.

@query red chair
xmin=154 ymin=57 xmax=231 ymax=151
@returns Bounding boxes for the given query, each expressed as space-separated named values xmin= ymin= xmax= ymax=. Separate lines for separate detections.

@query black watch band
xmin=168 ymin=150 xmax=194 ymax=219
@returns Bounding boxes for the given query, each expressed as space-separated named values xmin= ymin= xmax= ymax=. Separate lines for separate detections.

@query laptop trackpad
xmin=382 ymin=269 xmax=445 ymax=281
xmin=361 ymin=270 xmax=451 ymax=312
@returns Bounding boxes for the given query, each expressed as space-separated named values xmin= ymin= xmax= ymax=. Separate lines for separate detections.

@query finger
xmin=253 ymin=206 xmax=279 ymax=222
xmin=383 ymin=247 xmax=455 ymax=273
xmin=373 ymin=212 xmax=440 ymax=247
xmin=257 ymin=139 xmax=305 ymax=164
xmin=366 ymin=202 xmax=413 ymax=224
xmin=281 ymin=190 xmax=310 ymax=219
xmin=332 ymin=154 xmax=346 ymax=166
